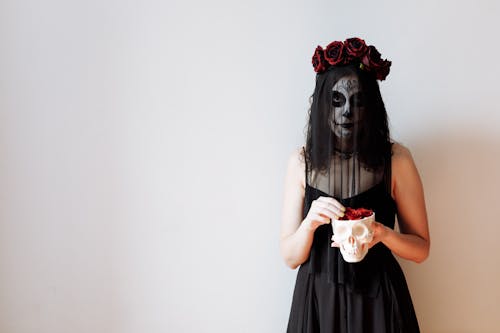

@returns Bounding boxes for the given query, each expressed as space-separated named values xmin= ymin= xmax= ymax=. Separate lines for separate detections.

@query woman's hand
xmin=367 ymin=221 xmax=389 ymax=248
xmin=303 ymin=196 xmax=345 ymax=232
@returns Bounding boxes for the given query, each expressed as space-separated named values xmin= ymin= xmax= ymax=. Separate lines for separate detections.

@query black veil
xmin=304 ymin=64 xmax=392 ymax=201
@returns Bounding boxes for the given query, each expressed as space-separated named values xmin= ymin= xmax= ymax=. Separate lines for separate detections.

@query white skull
xmin=332 ymin=213 xmax=375 ymax=263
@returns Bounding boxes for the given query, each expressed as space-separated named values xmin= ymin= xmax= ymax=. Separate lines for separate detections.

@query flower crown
xmin=312 ymin=37 xmax=391 ymax=81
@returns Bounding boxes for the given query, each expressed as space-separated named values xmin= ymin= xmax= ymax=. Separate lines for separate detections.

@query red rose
xmin=344 ymin=37 xmax=368 ymax=59
xmin=361 ymin=45 xmax=392 ymax=81
xmin=324 ymin=41 xmax=345 ymax=66
xmin=356 ymin=207 xmax=373 ymax=217
xmin=339 ymin=207 xmax=373 ymax=220
xmin=312 ymin=46 xmax=327 ymax=73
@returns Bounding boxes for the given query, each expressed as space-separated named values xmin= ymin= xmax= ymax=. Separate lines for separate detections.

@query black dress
xmin=286 ymin=157 xmax=420 ymax=333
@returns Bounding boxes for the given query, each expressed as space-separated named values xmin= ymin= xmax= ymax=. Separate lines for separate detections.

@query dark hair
xmin=305 ymin=63 xmax=391 ymax=171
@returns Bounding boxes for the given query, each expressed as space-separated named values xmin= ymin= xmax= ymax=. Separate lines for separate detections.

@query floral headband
xmin=312 ymin=37 xmax=391 ymax=81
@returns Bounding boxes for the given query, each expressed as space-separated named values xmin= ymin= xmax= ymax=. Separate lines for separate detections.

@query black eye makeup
xmin=350 ymin=92 xmax=365 ymax=107
xmin=332 ymin=91 xmax=346 ymax=107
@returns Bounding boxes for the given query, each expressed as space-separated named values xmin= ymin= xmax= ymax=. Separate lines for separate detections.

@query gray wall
xmin=1 ymin=0 xmax=499 ymax=332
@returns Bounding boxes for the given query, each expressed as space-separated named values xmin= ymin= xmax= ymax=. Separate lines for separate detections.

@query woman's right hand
xmin=303 ymin=196 xmax=346 ymax=231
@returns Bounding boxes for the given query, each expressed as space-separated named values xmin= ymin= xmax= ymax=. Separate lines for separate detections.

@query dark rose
xmin=339 ymin=207 xmax=373 ymax=220
xmin=312 ymin=46 xmax=327 ymax=73
xmin=344 ymin=37 xmax=368 ymax=58
xmin=324 ymin=41 xmax=345 ymax=66
xmin=374 ymin=61 xmax=391 ymax=81
xmin=361 ymin=45 xmax=392 ymax=81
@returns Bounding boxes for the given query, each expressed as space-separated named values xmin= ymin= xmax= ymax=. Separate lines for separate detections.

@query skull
xmin=332 ymin=213 xmax=375 ymax=263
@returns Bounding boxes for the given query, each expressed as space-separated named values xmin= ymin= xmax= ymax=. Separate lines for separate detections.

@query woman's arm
xmin=371 ymin=143 xmax=430 ymax=263
xmin=280 ymin=148 xmax=345 ymax=269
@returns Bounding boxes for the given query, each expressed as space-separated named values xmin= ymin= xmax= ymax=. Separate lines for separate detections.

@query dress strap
xmin=302 ymin=146 xmax=310 ymax=220
xmin=302 ymin=146 xmax=308 ymax=185
xmin=383 ymin=143 xmax=393 ymax=195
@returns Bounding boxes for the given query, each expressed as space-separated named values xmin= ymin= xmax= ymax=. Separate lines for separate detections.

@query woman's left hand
xmin=367 ymin=221 xmax=389 ymax=248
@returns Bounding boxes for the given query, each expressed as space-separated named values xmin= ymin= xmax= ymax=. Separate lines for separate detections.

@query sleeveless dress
xmin=286 ymin=154 xmax=420 ymax=333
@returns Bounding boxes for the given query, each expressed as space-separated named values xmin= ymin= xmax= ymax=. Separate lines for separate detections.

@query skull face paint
xmin=329 ymin=74 xmax=366 ymax=152
xmin=332 ymin=213 xmax=374 ymax=262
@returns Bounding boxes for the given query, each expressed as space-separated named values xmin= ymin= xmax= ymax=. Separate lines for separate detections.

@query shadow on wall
xmin=399 ymin=132 xmax=500 ymax=333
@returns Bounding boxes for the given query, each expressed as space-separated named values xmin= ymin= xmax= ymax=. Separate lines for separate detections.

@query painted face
xmin=329 ymin=74 xmax=366 ymax=150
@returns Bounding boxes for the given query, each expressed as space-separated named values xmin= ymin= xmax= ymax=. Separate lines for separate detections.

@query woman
xmin=281 ymin=38 xmax=430 ymax=332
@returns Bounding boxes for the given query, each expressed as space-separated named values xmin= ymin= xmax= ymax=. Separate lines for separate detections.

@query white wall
xmin=1 ymin=0 xmax=499 ymax=332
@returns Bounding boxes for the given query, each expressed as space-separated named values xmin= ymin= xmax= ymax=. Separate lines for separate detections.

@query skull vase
xmin=332 ymin=213 xmax=375 ymax=263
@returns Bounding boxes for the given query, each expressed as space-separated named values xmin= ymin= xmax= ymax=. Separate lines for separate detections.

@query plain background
xmin=1 ymin=0 xmax=500 ymax=332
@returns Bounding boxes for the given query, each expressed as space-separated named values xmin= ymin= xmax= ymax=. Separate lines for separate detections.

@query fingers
xmin=370 ymin=221 xmax=383 ymax=237
xmin=317 ymin=196 xmax=345 ymax=212
xmin=305 ymin=197 xmax=346 ymax=231
xmin=365 ymin=221 xmax=387 ymax=248
xmin=308 ymin=212 xmax=331 ymax=225
xmin=310 ymin=205 xmax=336 ymax=223
xmin=313 ymin=197 xmax=345 ymax=219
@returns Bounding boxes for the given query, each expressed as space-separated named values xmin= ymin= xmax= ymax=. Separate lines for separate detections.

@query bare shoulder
xmin=286 ymin=146 xmax=306 ymax=189
xmin=391 ymin=142 xmax=416 ymax=172
xmin=391 ymin=142 xmax=422 ymax=196
xmin=392 ymin=142 xmax=412 ymax=160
